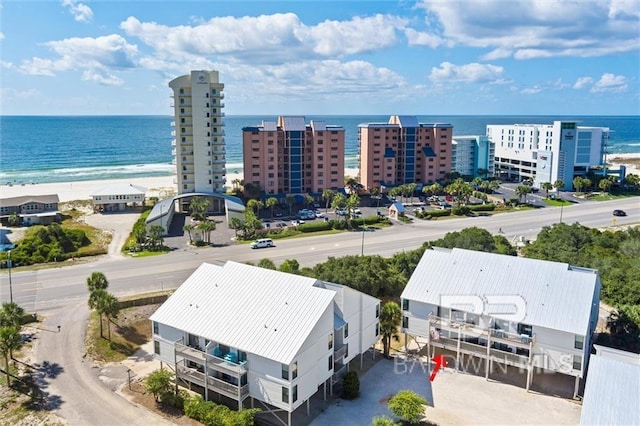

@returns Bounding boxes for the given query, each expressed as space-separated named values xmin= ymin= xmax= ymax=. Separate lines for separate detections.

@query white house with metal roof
xmin=579 ymin=345 xmax=640 ymax=426
xmin=90 ymin=183 xmax=146 ymax=212
xmin=150 ymin=261 xmax=380 ymax=425
xmin=400 ymin=247 xmax=601 ymax=396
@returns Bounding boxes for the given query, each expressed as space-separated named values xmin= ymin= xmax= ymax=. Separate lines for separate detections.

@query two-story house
xmin=400 ymin=247 xmax=601 ymax=397
xmin=150 ymin=261 xmax=380 ymax=425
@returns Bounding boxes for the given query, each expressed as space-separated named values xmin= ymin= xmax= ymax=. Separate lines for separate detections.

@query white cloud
xmin=404 ymin=28 xmax=448 ymax=48
xmin=121 ymin=13 xmax=406 ymax=64
xmin=573 ymin=76 xmax=594 ymax=89
xmin=1 ymin=87 xmax=41 ymax=100
xmin=417 ymin=0 xmax=640 ymax=59
xmin=521 ymin=86 xmax=542 ymax=94
xmin=429 ymin=62 xmax=504 ymax=84
xmin=1 ymin=61 xmax=13 ymax=69
xmin=20 ymin=34 xmax=137 ymax=77
xmin=0 ymin=32 xmax=4 ymax=41
xmin=591 ymin=73 xmax=628 ymax=93
xmin=81 ymin=70 xmax=124 ymax=86
xmin=61 ymin=0 xmax=93 ymax=23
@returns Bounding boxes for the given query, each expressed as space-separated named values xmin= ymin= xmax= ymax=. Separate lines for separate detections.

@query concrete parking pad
xmin=311 ymin=354 xmax=581 ymax=425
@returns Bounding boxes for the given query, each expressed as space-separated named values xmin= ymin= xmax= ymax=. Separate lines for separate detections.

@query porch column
xmin=573 ymin=376 xmax=579 ymax=398
xmin=323 ymin=381 xmax=327 ymax=401
xmin=456 ymin=327 xmax=461 ymax=372
xmin=404 ymin=332 xmax=408 ymax=354
xmin=360 ymin=353 xmax=363 ymax=370
xmin=288 ymin=411 xmax=292 ymax=426
xmin=307 ymin=399 xmax=310 ymax=416
xmin=485 ymin=331 xmax=491 ymax=380
xmin=251 ymin=397 xmax=254 ymax=409
xmin=174 ymin=346 xmax=179 ymax=394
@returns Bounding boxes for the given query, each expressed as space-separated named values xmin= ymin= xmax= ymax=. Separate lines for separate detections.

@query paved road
xmin=1 ymin=196 xmax=637 ymax=425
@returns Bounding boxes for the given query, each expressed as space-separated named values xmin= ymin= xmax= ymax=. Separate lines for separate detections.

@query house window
xmin=153 ymin=321 xmax=158 ymax=334
xmin=154 ymin=341 xmax=160 ymax=355
xmin=517 ymin=323 xmax=533 ymax=337
xmin=328 ymin=355 xmax=333 ymax=371
xmin=328 ymin=333 xmax=333 ymax=350
xmin=574 ymin=335 xmax=584 ymax=350
xmin=292 ymin=362 xmax=298 ymax=380
xmin=573 ymin=355 xmax=582 ymax=370
xmin=375 ymin=323 xmax=379 ymax=336
xmin=293 ymin=385 xmax=298 ymax=402
xmin=402 ymin=299 xmax=409 ymax=311
xmin=282 ymin=386 xmax=289 ymax=403
xmin=402 ymin=316 xmax=409 ymax=329
xmin=281 ymin=363 xmax=289 ymax=380
xmin=344 ymin=323 xmax=349 ymax=339
xmin=376 ymin=304 xmax=380 ymax=318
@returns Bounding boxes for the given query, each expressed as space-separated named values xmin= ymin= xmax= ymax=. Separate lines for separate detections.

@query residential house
xmin=0 ymin=194 xmax=60 ymax=226
xmin=150 ymin=261 xmax=380 ymax=425
xmin=400 ymin=247 xmax=601 ymax=396
xmin=90 ymin=183 xmax=146 ymax=212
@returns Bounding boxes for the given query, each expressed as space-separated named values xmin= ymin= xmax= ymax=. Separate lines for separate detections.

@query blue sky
xmin=1 ymin=0 xmax=639 ymax=115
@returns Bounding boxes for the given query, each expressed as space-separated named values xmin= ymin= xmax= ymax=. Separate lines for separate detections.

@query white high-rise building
xmin=486 ymin=121 xmax=610 ymax=190
xmin=451 ymin=135 xmax=494 ymax=178
xmin=169 ymin=70 xmax=226 ymax=195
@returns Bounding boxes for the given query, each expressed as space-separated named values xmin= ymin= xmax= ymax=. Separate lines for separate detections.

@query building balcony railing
xmin=171 ymin=139 xmax=176 ymax=146
xmin=175 ymin=343 xmax=247 ymax=375
xmin=181 ymin=150 xmax=194 ymax=155
xmin=212 ymin=148 xmax=226 ymax=155
xmin=212 ymin=158 xmax=225 ymax=164
xmin=334 ymin=343 xmax=348 ymax=360
xmin=331 ymin=365 xmax=347 ymax=385
xmin=212 ymin=167 xmax=226 ymax=174
xmin=177 ymin=365 xmax=249 ymax=401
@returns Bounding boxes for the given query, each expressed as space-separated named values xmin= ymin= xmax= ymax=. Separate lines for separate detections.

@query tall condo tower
xmin=169 ymin=70 xmax=226 ymax=194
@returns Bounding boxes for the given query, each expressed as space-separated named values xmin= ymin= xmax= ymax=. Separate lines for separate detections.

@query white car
xmin=291 ymin=219 xmax=305 ymax=226
xmin=250 ymin=238 xmax=275 ymax=249
xmin=315 ymin=211 xmax=325 ymax=218
xmin=336 ymin=208 xmax=348 ymax=216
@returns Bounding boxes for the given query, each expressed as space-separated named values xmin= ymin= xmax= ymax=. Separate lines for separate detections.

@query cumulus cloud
xmin=81 ymin=70 xmax=124 ymax=86
xmin=521 ymin=86 xmax=542 ymax=94
xmin=591 ymin=73 xmax=628 ymax=93
xmin=1 ymin=61 xmax=13 ymax=69
xmin=573 ymin=76 xmax=594 ymax=89
xmin=121 ymin=13 xmax=406 ymax=64
xmin=20 ymin=34 xmax=137 ymax=77
xmin=416 ymin=0 xmax=640 ymax=59
xmin=428 ymin=62 xmax=504 ymax=84
xmin=61 ymin=0 xmax=93 ymax=23
xmin=404 ymin=28 xmax=448 ymax=48
xmin=0 ymin=32 xmax=4 ymax=41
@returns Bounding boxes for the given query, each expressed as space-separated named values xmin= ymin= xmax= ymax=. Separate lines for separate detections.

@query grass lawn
xmin=542 ymin=198 xmax=572 ymax=207
xmin=590 ymin=192 xmax=640 ymax=201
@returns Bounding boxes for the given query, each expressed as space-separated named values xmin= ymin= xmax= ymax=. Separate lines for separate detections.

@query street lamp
xmin=7 ymin=250 xmax=13 ymax=303
xmin=361 ymin=223 xmax=366 ymax=256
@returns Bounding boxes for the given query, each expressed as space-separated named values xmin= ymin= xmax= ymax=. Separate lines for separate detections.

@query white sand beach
xmin=607 ymin=153 xmax=640 ymax=177
xmin=0 ymin=167 xmax=362 ymax=203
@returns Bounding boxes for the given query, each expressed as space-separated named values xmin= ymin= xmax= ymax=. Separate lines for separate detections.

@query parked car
xmin=613 ymin=209 xmax=627 ymax=217
xmin=250 ymin=238 xmax=274 ymax=249
xmin=291 ymin=219 xmax=305 ymax=226
xmin=336 ymin=208 xmax=348 ymax=216
xmin=315 ymin=211 xmax=325 ymax=218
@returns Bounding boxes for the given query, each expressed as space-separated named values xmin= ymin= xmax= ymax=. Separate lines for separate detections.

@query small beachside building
xmin=580 ymin=345 xmax=640 ymax=426
xmin=150 ymin=261 xmax=380 ymax=425
xmin=0 ymin=194 xmax=60 ymax=226
xmin=400 ymin=247 xmax=601 ymax=396
xmin=388 ymin=201 xmax=406 ymax=220
xmin=90 ymin=183 xmax=146 ymax=212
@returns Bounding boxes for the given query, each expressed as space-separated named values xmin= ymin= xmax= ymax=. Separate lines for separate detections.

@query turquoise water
xmin=1 ymin=115 xmax=638 ymax=184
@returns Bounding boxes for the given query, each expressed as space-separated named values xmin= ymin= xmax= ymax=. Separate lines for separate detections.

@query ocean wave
xmin=0 ymin=163 xmax=175 ymax=184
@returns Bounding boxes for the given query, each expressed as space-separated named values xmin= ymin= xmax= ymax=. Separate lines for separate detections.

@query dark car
xmin=613 ymin=209 xmax=627 ymax=217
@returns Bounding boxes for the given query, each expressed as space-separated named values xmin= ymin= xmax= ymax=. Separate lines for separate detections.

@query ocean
xmin=1 ymin=115 xmax=638 ymax=185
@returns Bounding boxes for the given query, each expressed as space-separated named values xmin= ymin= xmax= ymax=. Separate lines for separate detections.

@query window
xmin=293 ymin=385 xmax=298 ymax=402
xmin=281 ymin=363 xmax=289 ymax=380
xmin=574 ymin=335 xmax=584 ymax=350
xmin=153 ymin=321 xmax=158 ymax=334
xmin=402 ymin=299 xmax=409 ymax=311
xmin=328 ymin=355 xmax=333 ymax=371
xmin=402 ymin=316 xmax=409 ymax=329
xmin=376 ymin=304 xmax=380 ymax=318
xmin=154 ymin=341 xmax=160 ymax=355
xmin=517 ymin=323 xmax=533 ymax=337
xmin=282 ymin=386 xmax=289 ymax=403
xmin=375 ymin=323 xmax=379 ymax=336
xmin=344 ymin=323 xmax=349 ymax=339
xmin=328 ymin=333 xmax=333 ymax=350
xmin=292 ymin=362 xmax=298 ymax=380
xmin=573 ymin=355 xmax=582 ymax=370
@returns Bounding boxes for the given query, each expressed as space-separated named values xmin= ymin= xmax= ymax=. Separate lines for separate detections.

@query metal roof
xmin=261 ymin=121 xmax=277 ymax=131
xmin=580 ymin=353 xmax=640 ymax=425
xmin=392 ymin=115 xmax=419 ymax=127
xmin=90 ymin=183 xmax=146 ymax=197
xmin=401 ymin=248 xmax=600 ymax=335
xmin=280 ymin=116 xmax=306 ymax=131
xmin=310 ymin=120 xmax=326 ymax=131
xmin=0 ymin=194 xmax=60 ymax=207
xmin=150 ymin=261 xmax=337 ymax=364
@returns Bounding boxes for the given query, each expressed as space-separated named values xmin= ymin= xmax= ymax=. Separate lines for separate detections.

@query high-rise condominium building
xmin=242 ymin=116 xmax=345 ymax=196
xmin=358 ymin=116 xmax=452 ymax=190
xmin=451 ymin=135 xmax=495 ymax=178
xmin=169 ymin=70 xmax=226 ymax=195
xmin=486 ymin=121 xmax=610 ymax=190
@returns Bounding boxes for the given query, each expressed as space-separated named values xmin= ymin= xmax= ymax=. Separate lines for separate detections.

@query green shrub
xmin=372 ymin=415 xmax=398 ymax=426
xmin=469 ymin=203 xmax=496 ymax=212
xmin=388 ymin=390 xmax=428 ymax=424
xmin=451 ymin=206 xmax=470 ymax=216
xmin=298 ymin=221 xmax=332 ymax=233
xmin=342 ymin=371 xmax=360 ymax=399
xmin=426 ymin=209 xmax=451 ymax=217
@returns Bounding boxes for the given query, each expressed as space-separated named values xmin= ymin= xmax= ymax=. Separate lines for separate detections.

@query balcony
xmin=171 ymin=139 xmax=176 ymax=146
xmin=177 ymin=365 xmax=249 ymax=400
xmin=175 ymin=343 xmax=247 ymax=375
xmin=334 ymin=343 xmax=348 ymax=360
xmin=331 ymin=364 xmax=347 ymax=385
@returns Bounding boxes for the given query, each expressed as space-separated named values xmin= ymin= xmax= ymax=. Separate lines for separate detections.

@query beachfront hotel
xmin=486 ymin=121 xmax=611 ymax=190
xmin=451 ymin=135 xmax=495 ymax=178
xmin=358 ymin=116 xmax=452 ymax=190
xmin=169 ymin=70 xmax=226 ymax=195
xmin=241 ymin=116 xmax=345 ymax=196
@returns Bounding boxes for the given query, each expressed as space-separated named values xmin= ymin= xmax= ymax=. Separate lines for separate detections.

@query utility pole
xmin=360 ymin=224 xmax=365 ymax=256
xmin=7 ymin=250 xmax=13 ymax=303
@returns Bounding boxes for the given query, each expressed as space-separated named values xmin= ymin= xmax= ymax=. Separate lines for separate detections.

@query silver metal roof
xmin=150 ymin=261 xmax=337 ymax=364
xmin=401 ymin=248 xmax=600 ymax=335
xmin=580 ymin=353 xmax=640 ymax=425
xmin=90 ymin=183 xmax=146 ymax=197
xmin=280 ymin=116 xmax=306 ymax=131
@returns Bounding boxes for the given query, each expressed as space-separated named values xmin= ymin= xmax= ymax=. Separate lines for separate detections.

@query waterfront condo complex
xmin=486 ymin=121 xmax=610 ymax=190
xmin=169 ymin=70 xmax=226 ymax=195
xmin=358 ymin=116 xmax=452 ymax=190
xmin=242 ymin=116 xmax=345 ymax=196
xmin=451 ymin=135 xmax=495 ymax=178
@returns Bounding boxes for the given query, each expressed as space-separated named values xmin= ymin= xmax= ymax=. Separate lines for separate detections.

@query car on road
xmin=336 ymin=208 xmax=348 ymax=216
xmin=250 ymin=238 xmax=275 ymax=249
xmin=291 ymin=219 xmax=305 ymax=226
xmin=613 ymin=209 xmax=627 ymax=217
xmin=315 ymin=210 xmax=325 ymax=218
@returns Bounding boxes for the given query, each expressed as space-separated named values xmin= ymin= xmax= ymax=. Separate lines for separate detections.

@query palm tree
xmin=406 ymin=183 xmax=417 ymax=204
xmin=322 ymin=189 xmax=336 ymax=213
xmin=379 ymin=302 xmax=401 ymax=359
xmin=0 ymin=302 xmax=25 ymax=328
xmin=345 ymin=176 xmax=359 ymax=194
xmin=86 ymin=271 xmax=109 ymax=293
xmin=198 ymin=220 xmax=216 ymax=244
xmin=598 ymin=177 xmax=613 ymax=194
xmin=0 ymin=326 xmax=22 ymax=386
xmin=183 ymin=223 xmax=194 ymax=244
xmin=89 ymin=288 xmax=108 ymax=338
xmin=471 ymin=177 xmax=483 ymax=189
xmin=229 ymin=217 xmax=243 ymax=238
xmin=189 ymin=196 xmax=210 ymax=221
xmin=97 ymin=292 xmax=120 ymax=341
xmin=246 ymin=199 xmax=262 ymax=215
xmin=573 ymin=176 xmax=585 ymax=193
xmin=515 ymin=184 xmax=532 ymax=204
xmin=147 ymin=225 xmax=165 ymax=250
xmin=369 ymin=187 xmax=381 ymax=206
xmin=286 ymin=195 xmax=295 ymax=216
xmin=489 ymin=180 xmax=501 ymax=193
xmin=553 ymin=179 xmax=565 ymax=192
xmin=265 ymin=197 xmax=278 ymax=218
xmin=541 ymin=182 xmax=554 ymax=198
xmin=331 ymin=193 xmax=347 ymax=219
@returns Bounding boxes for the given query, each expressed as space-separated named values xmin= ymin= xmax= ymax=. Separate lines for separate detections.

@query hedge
xmin=425 ymin=209 xmax=451 ymax=217
xmin=298 ymin=221 xmax=332 ymax=233
xmin=468 ymin=203 xmax=496 ymax=212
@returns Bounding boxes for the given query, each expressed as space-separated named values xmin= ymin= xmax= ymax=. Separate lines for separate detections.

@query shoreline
xmin=0 ymin=155 xmax=637 ymax=203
